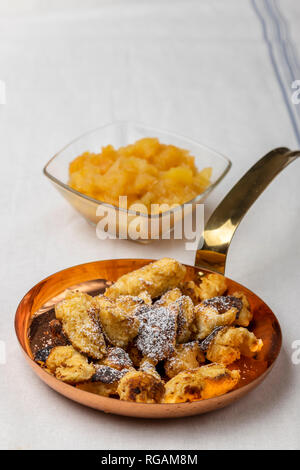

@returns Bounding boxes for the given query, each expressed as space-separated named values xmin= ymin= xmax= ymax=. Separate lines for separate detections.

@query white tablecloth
xmin=0 ymin=0 xmax=300 ymax=450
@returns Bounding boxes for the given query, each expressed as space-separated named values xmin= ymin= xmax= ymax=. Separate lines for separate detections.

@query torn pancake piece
xmin=104 ymin=258 xmax=186 ymax=299
xmin=164 ymin=363 xmax=240 ymax=403
xmin=100 ymin=347 xmax=133 ymax=371
xmin=194 ymin=299 xmax=238 ymax=340
xmin=156 ymin=289 xmax=195 ymax=343
xmin=164 ymin=342 xmax=205 ymax=379
xmin=55 ymin=291 xmax=106 ymax=360
xmin=77 ymin=365 xmax=130 ymax=397
xmin=46 ymin=345 xmax=95 ymax=384
xmin=205 ymin=326 xmax=263 ymax=365
xmin=135 ymin=304 xmax=178 ymax=362
xmin=94 ymin=295 xmax=140 ymax=348
xmin=117 ymin=369 xmax=165 ymax=403
xmin=232 ymin=291 xmax=253 ymax=327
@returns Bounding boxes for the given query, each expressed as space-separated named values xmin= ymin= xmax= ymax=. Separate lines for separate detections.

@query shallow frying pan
xmin=15 ymin=147 xmax=299 ymax=418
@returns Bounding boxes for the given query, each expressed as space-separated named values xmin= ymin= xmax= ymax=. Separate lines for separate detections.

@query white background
xmin=0 ymin=0 xmax=299 ymax=450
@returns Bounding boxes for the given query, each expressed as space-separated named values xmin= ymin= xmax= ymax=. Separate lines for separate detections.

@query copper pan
xmin=15 ymin=147 xmax=299 ymax=418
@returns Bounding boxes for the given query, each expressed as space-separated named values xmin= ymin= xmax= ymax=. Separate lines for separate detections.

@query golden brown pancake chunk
xmin=164 ymin=363 xmax=240 ymax=403
xmin=156 ymin=288 xmax=182 ymax=305
xmin=198 ymin=273 xmax=227 ymax=300
xmin=55 ymin=291 xmax=106 ymax=360
xmin=94 ymin=295 xmax=140 ymax=348
xmin=232 ymin=291 xmax=253 ymax=327
xmin=194 ymin=299 xmax=238 ymax=340
xmin=100 ymin=347 xmax=133 ymax=371
xmin=156 ymin=289 xmax=194 ymax=343
xmin=174 ymin=296 xmax=195 ymax=343
xmin=77 ymin=365 xmax=130 ymax=397
xmin=117 ymin=369 xmax=165 ymax=403
xmin=182 ymin=274 xmax=228 ymax=305
xmin=105 ymin=258 xmax=186 ymax=299
xmin=205 ymin=326 xmax=263 ymax=365
xmin=135 ymin=304 xmax=178 ymax=362
xmin=46 ymin=345 xmax=95 ymax=384
xmin=164 ymin=342 xmax=205 ymax=379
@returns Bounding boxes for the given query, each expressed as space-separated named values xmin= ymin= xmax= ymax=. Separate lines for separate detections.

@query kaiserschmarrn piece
xmin=197 ymin=273 xmax=228 ymax=300
xmin=164 ymin=342 xmax=205 ymax=379
xmin=77 ymin=365 xmax=130 ymax=397
xmin=232 ymin=291 xmax=253 ymax=327
xmin=164 ymin=363 xmax=240 ymax=403
xmin=55 ymin=291 xmax=106 ymax=360
xmin=94 ymin=295 xmax=140 ymax=348
xmin=194 ymin=297 xmax=239 ymax=340
xmin=100 ymin=347 xmax=133 ymax=371
xmin=204 ymin=326 xmax=263 ymax=365
xmin=156 ymin=289 xmax=195 ymax=343
xmin=46 ymin=345 xmax=95 ymax=384
xmin=135 ymin=303 xmax=178 ymax=362
xmin=180 ymin=273 xmax=227 ymax=304
xmin=117 ymin=369 xmax=165 ymax=403
xmin=104 ymin=258 xmax=186 ymax=299
xmin=156 ymin=288 xmax=182 ymax=305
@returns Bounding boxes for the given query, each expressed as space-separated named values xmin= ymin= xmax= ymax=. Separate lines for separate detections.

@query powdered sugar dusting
xmin=198 ymin=296 xmax=242 ymax=315
xmin=92 ymin=365 xmax=129 ymax=384
xmin=106 ymin=347 xmax=133 ymax=369
xmin=135 ymin=304 xmax=177 ymax=361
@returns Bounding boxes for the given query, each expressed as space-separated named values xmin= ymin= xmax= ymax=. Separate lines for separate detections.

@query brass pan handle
xmin=195 ymin=147 xmax=300 ymax=274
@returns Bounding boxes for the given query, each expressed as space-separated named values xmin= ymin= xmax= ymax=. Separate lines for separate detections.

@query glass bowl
xmin=43 ymin=121 xmax=231 ymax=242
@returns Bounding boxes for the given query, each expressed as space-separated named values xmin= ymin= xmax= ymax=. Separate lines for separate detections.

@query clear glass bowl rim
xmin=43 ymin=120 xmax=232 ymax=219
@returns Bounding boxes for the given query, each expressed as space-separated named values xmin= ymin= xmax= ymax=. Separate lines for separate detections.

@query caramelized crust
xmin=55 ymin=291 xmax=106 ymax=359
xmin=117 ymin=369 xmax=165 ymax=403
xmin=105 ymin=258 xmax=186 ymax=299
xmin=164 ymin=363 xmax=240 ymax=403
xmin=46 ymin=345 xmax=95 ymax=384
xmin=232 ymin=291 xmax=253 ymax=327
xmin=206 ymin=327 xmax=263 ymax=365
xmin=194 ymin=301 xmax=238 ymax=340
xmin=164 ymin=342 xmax=205 ymax=379
xmin=94 ymin=295 xmax=140 ymax=348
